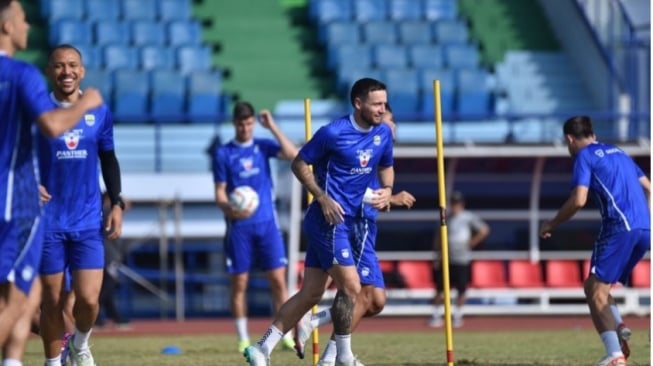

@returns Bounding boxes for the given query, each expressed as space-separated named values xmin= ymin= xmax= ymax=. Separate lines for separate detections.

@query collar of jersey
xmin=49 ymin=91 xmax=82 ymax=108
xmin=349 ymin=114 xmax=373 ymax=133
xmin=0 ymin=50 xmax=7 ymax=57
xmin=232 ymin=138 xmax=254 ymax=147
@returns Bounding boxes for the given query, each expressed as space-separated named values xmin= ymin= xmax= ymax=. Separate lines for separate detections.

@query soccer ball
xmin=229 ymin=185 xmax=259 ymax=213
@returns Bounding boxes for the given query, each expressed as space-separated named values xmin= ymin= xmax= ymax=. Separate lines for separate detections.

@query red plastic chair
xmin=470 ymin=260 xmax=507 ymax=288
xmin=397 ymin=260 xmax=435 ymax=289
xmin=631 ymin=260 xmax=650 ymax=288
xmin=508 ymin=260 xmax=544 ymax=288
xmin=545 ymin=260 xmax=582 ymax=288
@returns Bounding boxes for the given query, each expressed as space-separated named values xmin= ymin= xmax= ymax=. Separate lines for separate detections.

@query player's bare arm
xmin=37 ymin=88 xmax=103 ymax=137
xmin=639 ymin=176 xmax=650 ymax=208
xmin=38 ymin=185 xmax=51 ymax=204
xmin=291 ymin=155 xmax=344 ymax=224
xmin=214 ymin=182 xmax=251 ymax=220
xmin=389 ymin=191 xmax=415 ymax=208
xmin=469 ymin=223 xmax=490 ymax=248
xmin=540 ymin=185 xmax=589 ymax=238
xmin=259 ymin=109 xmax=298 ymax=161
xmin=371 ymin=165 xmax=394 ymax=210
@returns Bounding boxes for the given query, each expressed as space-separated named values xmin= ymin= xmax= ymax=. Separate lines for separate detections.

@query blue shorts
xmin=304 ymin=209 xmax=363 ymax=271
xmin=225 ymin=219 xmax=287 ymax=274
xmin=357 ymin=220 xmax=384 ymax=289
xmin=0 ymin=216 xmax=44 ymax=295
xmin=40 ymin=228 xmax=105 ymax=275
xmin=590 ymin=228 xmax=650 ymax=284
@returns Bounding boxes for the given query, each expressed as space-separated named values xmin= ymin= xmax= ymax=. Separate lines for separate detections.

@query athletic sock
xmin=2 ymin=359 xmax=22 ymax=366
xmin=600 ymin=331 xmax=624 ymax=356
xmin=235 ymin=317 xmax=249 ymax=342
xmin=334 ymin=334 xmax=354 ymax=363
xmin=44 ymin=356 xmax=61 ymax=366
xmin=610 ymin=305 xmax=624 ymax=326
xmin=257 ymin=325 xmax=283 ymax=357
xmin=73 ymin=327 xmax=92 ymax=350
xmin=311 ymin=309 xmax=332 ymax=329
xmin=321 ymin=339 xmax=337 ymax=361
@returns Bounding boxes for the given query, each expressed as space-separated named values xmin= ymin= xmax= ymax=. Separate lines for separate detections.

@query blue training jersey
xmin=0 ymin=55 xmax=53 ymax=221
xmin=213 ymin=138 xmax=280 ymax=226
xmin=299 ymin=114 xmax=393 ymax=219
xmin=572 ymin=141 xmax=650 ymax=238
xmin=38 ymin=93 xmax=115 ymax=232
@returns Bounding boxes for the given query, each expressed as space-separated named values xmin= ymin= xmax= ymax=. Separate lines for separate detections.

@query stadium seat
xmin=470 ymin=260 xmax=507 ymax=288
xmin=327 ymin=44 xmax=373 ymax=71
xmin=176 ymin=46 xmax=213 ymax=75
xmin=420 ymin=68 xmax=454 ymax=117
xmin=167 ymin=21 xmax=203 ymax=46
xmin=81 ymin=69 xmax=113 ymax=104
xmin=150 ymin=70 xmax=186 ymax=122
xmin=103 ymin=46 xmax=139 ymax=70
xmin=508 ymin=260 xmax=544 ymax=288
xmin=187 ymin=70 xmax=223 ymax=121
xmin=398 ymin=21 xmax=433 ymax=45
xmin=456 ymin=69 xmax=490 ymax=115
xmin=418 ymin=68 xmax=454 ymax=93
xmin=423 ymin=0 xmax=458 ymax=21
xmin=443 ymin=44 xmax=479 ymax=69
xmin=85 ymin=0 xmax=121 ymax=22
xmin=630 ymin=260 xmax=650 ymax=288
xmin=397 ymin=260 xmax=435 ymax=289
xmin=362 ymin=21 xmax=398 ymax=44
xmin=373 ymin=44 xmax=408 ymax=68
xmin=140 ymin=46 xmax=176 ymax=71
xmin=382 ymin=68 xmax=419 ymax=93
xmin=433 ymin=19 xmax=469 ymax=45
xmin=336 ymin=67 xmax=382 ymax=94
xmin=158 ymin=0 xmax=192 ymax=21
xmin=387 ymin=92 xmax=419 ymax=119
xmin=309 ymin=0 xmax=352 ymax=23
xmin=132 ymin=21 xmax=167 ymax=47
xmin=319 ymin=22 xmax=361 ymax=45
xmin=45 ymin=0 xmax=84 ymax=22
xmin=409 ymin=45 xmax=444 ymax=69
xmin=388 ymin=0 xmax=423 ymax=21
xmin=50 ymin=20 xmax=92 ymax=47
xmin=122 ymin=0 xmax=157 ymax=21
xmin=113 ymin=70 xmax=150 ymax=121
xmin=95 ymin=21 xmax=131 ymax=46
xmin=75 ymin=45 xmax=102 ymax=70
xmin=545 ymin=260 xmax=582 ymax=288
xmin=353 ymin=0 xmax=388 ymax=22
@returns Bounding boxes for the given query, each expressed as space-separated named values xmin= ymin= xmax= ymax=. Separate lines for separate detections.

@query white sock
xmin=256 ymin=325 xmax=283 ymax=357
xmin=610 ymin=305 xmax=624 ymax=325
xmin=73 ymin=327 xmax=92 ymax=350
xmin=334 ymin=334 xmax=354 ymax=363
xmin=235 ymin=317 xmax=249 ymax=341
xmin=453 ymin=306 xmax=463 ymax=321
xmin=600 ymin=331 xmax=623 ymax=356
xmin=44 ymin=356 xmax=61 ymax=366
xmin=311 ymin=309 xmax=332 ymax=329
xmin=321 ymin=339 xmax=337 ymax=361
xmin=432 ymin=305 xmax=442 ymax=318
xmin=2 ymin=359 xmax=22 ymax=366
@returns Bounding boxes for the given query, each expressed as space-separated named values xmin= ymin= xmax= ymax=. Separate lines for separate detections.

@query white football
xmin=229 ymin=185 xmax=260 ymax=213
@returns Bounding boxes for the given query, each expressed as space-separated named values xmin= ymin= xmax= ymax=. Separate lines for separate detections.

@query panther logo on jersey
xmin=240 ymin=157 xmax=253 ymax=171
xmin=357 ymin=149 xmax=372 ymax=167
xmin=63 ymin=129 xmax=83 ymax=150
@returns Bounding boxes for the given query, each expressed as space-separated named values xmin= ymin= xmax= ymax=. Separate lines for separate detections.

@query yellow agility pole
xmin=303 ymin=98 xmax=320 ymax=366
xmin=433 ymin=80 xmax=455 ymax=366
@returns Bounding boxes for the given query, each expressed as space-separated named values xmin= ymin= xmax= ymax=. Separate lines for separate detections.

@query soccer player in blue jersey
xmin=37 ymin=44 xmax=123 ymax=366
xmin=213 ymin=102 xmax=298 ymax=353
xmin=244 ymin=78 xmax=394 ymax=366
xmin=0 ymin=1 xmax=103 ymax=364
xmin=540 ymin=116 xmax=650 ymax=366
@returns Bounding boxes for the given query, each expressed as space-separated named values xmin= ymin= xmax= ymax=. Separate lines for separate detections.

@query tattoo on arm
xmin=291 ymin=157 xmax=326 ymax=198
xmin=331 ymin=290 xmax=354 ymax=335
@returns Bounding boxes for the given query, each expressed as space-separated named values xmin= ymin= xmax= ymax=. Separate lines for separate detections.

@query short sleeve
xmin=97 ymin=106 xmax=115 ymax=152
xmin=298 ymin=125 xmax=332 ymax=164
xmin=18 ymin=64 xmax=53 ymax=122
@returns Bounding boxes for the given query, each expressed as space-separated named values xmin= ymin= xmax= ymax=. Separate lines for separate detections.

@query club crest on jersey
xmin=595 ymin=149 xmax=605 ymax=158
xmin=84 ymin=114 xmax=95 ymax=126
xmin=373 ymin=135 xmax=381 ymax=146
xmin=340 ymin=249 xmax=350 ymax=259
xmin=240 ymin=157 xmax=253 ymax=171
xmin=238 ymin=156 xmax=260 ymax=178
xmin=63 ymin=129 xmax=82 ymax=150
xmin=357 ymin=149 xmax=372 ymax=167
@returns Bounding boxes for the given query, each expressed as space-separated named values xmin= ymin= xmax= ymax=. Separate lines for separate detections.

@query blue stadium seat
xmin=433 ymin=19 xmax=469 ymax=45
xmin=158 ymin=0 xmax=192 ymax=21
xmin=167 ymin=21 xmax=203 ymax=46
xmin=45 ymin=0 xmax=84 ymax=22
xmin=132 ymin=21 xmax=167 ymax=46
xmin=336 ymin=67 xmax=382 ymax=94
xmin=188 ymin=70 xmax=223 ymax=121
xmin=95 ymin=21 xmax=131 ymax=46
xmin=373 ymin=44 xmax=408 ymax=68
xmin=362 ymin=21 xmax=397 ymax=44
xmin=81 ymin=69 xmax=113 ymax=103
xmin=176 ymin=46 xmax=212 ymax=75
xmin=387 ymin=92 xmax=419 ymax=119
xmin=328 ymin=44 xmax=372 ymax=71
xmin=140 ymin=46 xmax=176 ymax=71
xmin=319 ymin=22 xmax=361 ymax=45
xmin=50 ymin=20 xmax=92 ymax=46
xmin=423 ymin=0 xmax=458 ymax=21
xmin=456 ymin=68 xmax=490 ymax=116
xmin=75 ymin=45 xmax=102 ymax=69
xmin=122 ymin=0 xmax=157 ymax=21
xmin=150 ymin=70 xmax=186 ymax=122
xmin=409 ymin=45 xmax=444 ymax=69
xmin=113 ymin=70 xmax=150 ymax=121
xmin=443 ymin=44 xmax=479 ymax=69
xmin=398 ymin=21 xmax=433 ymax=45
xmin=309 ymin=0 xmax=352 ymax=23
xmin=382 ymin=68 xmax=419 ymax=94
xmin=353 ymin=0 xmax=388 ymax=22
xmin=85 ymin=0 xmax=121 ymax=22
xmin=103 ymin=46 xmax=139 ymax=70
xmin=388 ymin=0 xmax=423 ymax=21
xmin=419 ymin=69 xmax=454 ymax=117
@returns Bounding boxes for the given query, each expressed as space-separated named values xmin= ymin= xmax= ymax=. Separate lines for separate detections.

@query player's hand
xmin=371 ymin=187 xmax=392 ymax=210
xmin=39 ymin=185 xmax=52 ymax=204
xmin=79 ymin=88 xmax=104 ymax=109
xmin=317 ymin=195 xmax=345 ymax=225
xmin=227 ymin=205 xmax=254 ymax=220
xmin=390 ymin=191 xmax=415 ymax=208
xmin=539 ymin=221 xmax=554 ymax=239
xmin=258 ymin=109 xmax=276 ymax=130
xmin=105 ymin=205 xmax=123 ymax=240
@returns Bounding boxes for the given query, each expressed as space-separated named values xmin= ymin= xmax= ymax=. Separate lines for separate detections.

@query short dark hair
xmin=563 ymin=116 xmax=594 ymax=138
xmin=232 ymin=101 xmax=255 ymax=121
xmin=0 ymin=0 xmax=14 ymax=19
xmin=48 ymin=44 xmax=83 ymax=65
xmin=350 ymin=78 xmax=387 ymax=107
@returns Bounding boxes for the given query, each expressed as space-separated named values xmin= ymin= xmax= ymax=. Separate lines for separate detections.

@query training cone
xmin=161 ymin=345 xmax=182 ymax=355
